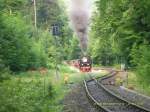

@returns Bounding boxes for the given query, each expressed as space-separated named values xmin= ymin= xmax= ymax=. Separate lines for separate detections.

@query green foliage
xmin=0 ymin=0 xmax=75 ymax=73
xmin=28 ymin=37 xmax=48 ymax=69
xmin=60 ymin=64 xmax=77 ymax=73
xmin=67 ymin=36 xmax=81 ymax=60
xmin=0 ymin=68 xmax=11 ymax=82
xmin=0 ymin=14 xmax=31 ymax=71
xmin=0 ymin=0 xmax=27 ymax=12
xmin=91 ymin=0 xmax=150 ymax=83
xmin=37 ymin=0 xmax=62 ymax=28
xmin=36 ymin=0 xmax=75 ymax=61
xmin=131 ymin=45 xmax=150 ymax=84
xmin=0 ymin=72 xmax=55 ymax=112
xmin=0 ymin=14 xmax=48 ymax=71
xmin=127 ymin=72 xmax=150 ymax=95
xmin=0 ymin=0 xmax=77 ymax=111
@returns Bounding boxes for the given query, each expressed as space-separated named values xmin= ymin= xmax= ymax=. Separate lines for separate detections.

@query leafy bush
xmin=28 ymin=39 xmax=48 ymax=69
xmin=0 ymin=74 xmax=55 ymax=112
xmin=0 ymin=68 xmax=11 ymax=82
xmin=0 ymin=14 xmax=31 ymax=71
xmin=0 ymin=14 xmax=48 ymax=71
xmin=131 ymin=45 xmax=150 ymax=84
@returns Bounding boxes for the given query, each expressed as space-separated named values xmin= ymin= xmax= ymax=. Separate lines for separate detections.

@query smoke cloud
xmin=70 ymin=0 xmax=91 ymax=54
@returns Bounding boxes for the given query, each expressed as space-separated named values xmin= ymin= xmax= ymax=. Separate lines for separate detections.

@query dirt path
xmin=63 ymin=83 xmax=99 ymax=112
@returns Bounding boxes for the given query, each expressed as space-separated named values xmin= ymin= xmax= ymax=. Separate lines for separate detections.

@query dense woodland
xmin=90 ymin=0 xmax=150 ymax=85
xmin=0 ymin=0 xmax=80 ymax=111
xmin=0 ymin=0 xmax=80 ymax=73
xmin=0 ymin=0 xmax=150 ymax=111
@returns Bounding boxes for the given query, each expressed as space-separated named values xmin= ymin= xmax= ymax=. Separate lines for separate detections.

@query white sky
xmin=64 ymin=0 xmax=96 ymax=15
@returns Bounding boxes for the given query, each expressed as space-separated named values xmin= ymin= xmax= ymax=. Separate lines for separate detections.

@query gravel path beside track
xmin=63 ymin=84 xmax=100 ymax=112
xmin=99 ymin=71 xmax=150 ymax=111
xmin=85 ymin=79 xmax=148 ymax=112
xmin=103 ymin=85 xmax=150 ymax=111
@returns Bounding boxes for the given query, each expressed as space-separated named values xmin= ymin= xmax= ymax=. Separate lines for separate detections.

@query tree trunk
xmin=33 ymin=0 xmax=37 ymax=28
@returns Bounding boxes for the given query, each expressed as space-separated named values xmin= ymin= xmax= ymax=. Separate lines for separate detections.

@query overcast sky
xmin=64 ymin=0 xmax=96 ymax=16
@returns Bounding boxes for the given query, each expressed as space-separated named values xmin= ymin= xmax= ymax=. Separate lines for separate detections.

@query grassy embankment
xmin=126 ymin=71 xmax=150 ymax=96
xmin=0 ymin=65 xmax=75 ymax=112
xmin=106 ymin=64 xmax=150 ymax=96
xmin=0 ymin=65 xmax=106 ymax=112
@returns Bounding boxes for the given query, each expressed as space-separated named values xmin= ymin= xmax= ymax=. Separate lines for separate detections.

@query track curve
xmin=84 ymin=71 xmax=150 ymax=112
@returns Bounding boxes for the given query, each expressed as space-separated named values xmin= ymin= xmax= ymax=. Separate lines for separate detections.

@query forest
xmin=0 ymin=0 xmax=80 ymax=73
xmin=0 ymin=0 xmax=150 ymax=112
xmin=0 ymin=0 xmax=80 ymax=111
xmin=90 ymin=0 xmax=150 ymax=85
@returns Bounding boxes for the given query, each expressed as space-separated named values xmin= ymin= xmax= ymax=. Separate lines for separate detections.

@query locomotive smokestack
xmin=70 ymin=0 xmax=90 ymax=54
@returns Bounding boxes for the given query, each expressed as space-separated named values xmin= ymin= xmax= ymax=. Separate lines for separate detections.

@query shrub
xmin=0 ymin=14 xmax=31 ymax=71
xmin=0 ymin=14 xmax=48 ymax=72
xmin=131 ymin=45 xmax=150 ymax=84
xmin=28 ymin=40 xmax=47 ymax=69
xmin=0 ymin=75 xmax=54 ymax=112
xmin=0 ymin=68 xmax=11 ymax=82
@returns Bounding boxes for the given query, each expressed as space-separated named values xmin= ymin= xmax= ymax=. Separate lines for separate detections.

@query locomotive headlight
xmin=82 ymin=57 xmax=88 ymax=62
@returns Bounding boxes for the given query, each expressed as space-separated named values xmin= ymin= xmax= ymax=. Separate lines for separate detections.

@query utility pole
xmin=33 ymin=0 xmax=37 ymax=29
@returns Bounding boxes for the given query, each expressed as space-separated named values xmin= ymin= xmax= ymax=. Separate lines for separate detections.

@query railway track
xmin=84 ymin=71 xmax=150 ymax=112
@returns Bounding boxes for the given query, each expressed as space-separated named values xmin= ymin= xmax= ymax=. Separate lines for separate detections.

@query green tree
xmin=91 ymin=0 xmax=150 ymax=83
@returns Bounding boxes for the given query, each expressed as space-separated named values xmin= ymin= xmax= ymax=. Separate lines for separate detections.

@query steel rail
xmin=97 ymin=73 xmax=150 ymax=112
xmin=84 ymin=80 xmax=111 ymax=112
xmin=84 ymin=71 xmax=150 ymax=112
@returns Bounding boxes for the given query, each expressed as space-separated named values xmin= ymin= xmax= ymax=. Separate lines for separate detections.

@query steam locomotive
xmin=78 ymin=56 xmax=92 ymax=72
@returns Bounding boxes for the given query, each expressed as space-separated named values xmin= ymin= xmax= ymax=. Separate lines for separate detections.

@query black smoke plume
xmin=70 ymin=0 xmax=90 ymax=54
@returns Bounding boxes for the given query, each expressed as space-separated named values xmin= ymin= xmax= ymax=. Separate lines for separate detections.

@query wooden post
xmin=9 ymin=8 xmax=12 ymax=15
xmin=33 ymin=0 xmax=37 ymax=28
